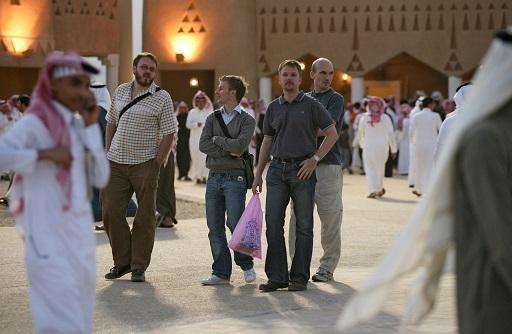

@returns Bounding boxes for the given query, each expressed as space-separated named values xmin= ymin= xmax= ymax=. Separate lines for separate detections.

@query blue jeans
xmin=205 ymin=173 xmax=253 ymax=279
xmin=265 ymin=160 xmax=316 ymax=285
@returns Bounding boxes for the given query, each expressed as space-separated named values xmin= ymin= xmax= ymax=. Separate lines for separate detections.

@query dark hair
xmin=219 ymin=75 xmax=248 ymax=103
xmin=278 ymin=59 xmax=302 ymax=74
xmin=422 ymin=96 xmax=434 ymax=107
xmin=133 ymin=52 xmax=159 ymax=67
xmin=18 ymin=94 xmax=30 ymax=107
xmin=353 ymin=102 xmax=361 ymax=109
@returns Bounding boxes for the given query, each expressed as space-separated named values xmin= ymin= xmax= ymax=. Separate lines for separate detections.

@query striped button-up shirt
xmin=106 ymin=81 xmax=177 ymax=164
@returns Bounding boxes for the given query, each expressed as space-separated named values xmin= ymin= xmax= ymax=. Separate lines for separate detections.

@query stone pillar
xmin=448 ymin=76 xmax=462 ymax=100
xmin=132 ymin=0 xmax=143 ymax=56
xmin=259 ymin=77 xmax=272 ymax=105
xmin=106 ymin=54 xmax=120 ymax=94
xmin=118 ymin=0 xmax=133 ymax=84
xmin=351 ymin=76 xmax=365 ymax=103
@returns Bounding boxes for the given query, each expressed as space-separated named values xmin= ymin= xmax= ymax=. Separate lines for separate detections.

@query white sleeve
xmin=186 ymin=111 xmax=197 ymax=129
xmin=0 ymin=117 xmax=39 ymax=174
xmin=81 ymin=124 xmax=110 ymax=188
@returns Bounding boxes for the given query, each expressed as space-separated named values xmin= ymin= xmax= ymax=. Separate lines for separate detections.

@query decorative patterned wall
xmin=256 ymin=1 xmax=510 ymax=76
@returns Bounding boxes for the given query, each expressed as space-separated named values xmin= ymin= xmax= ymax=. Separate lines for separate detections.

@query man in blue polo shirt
xmin=252 ymin=59 xmax=338 ymax=292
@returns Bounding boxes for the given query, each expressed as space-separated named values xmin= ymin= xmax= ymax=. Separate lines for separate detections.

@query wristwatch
xmin=312 ymin=154 xmax=321 ymax=163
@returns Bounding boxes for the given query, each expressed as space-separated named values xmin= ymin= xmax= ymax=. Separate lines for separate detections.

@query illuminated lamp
xmin=189 ymin=77 xmax=199 ymax=87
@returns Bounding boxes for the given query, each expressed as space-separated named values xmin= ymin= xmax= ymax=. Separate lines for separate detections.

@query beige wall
xmin=143 ymin=0 xmax=259 ymax=99
xmin=256 ymin=0 xmax=510 ymax=79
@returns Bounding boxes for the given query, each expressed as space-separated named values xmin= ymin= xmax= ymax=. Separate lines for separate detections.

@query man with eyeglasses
xmin=102 ymin=52 xmax=177 ymax=283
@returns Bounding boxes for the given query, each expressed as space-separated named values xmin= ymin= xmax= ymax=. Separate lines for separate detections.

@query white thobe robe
xmin=186 ymin=107 xmax=210 ymax=179
xmin=409 ymin=108 xmax=442 ymax=194
xmin=358 ymin=113 xmax=397 ymax=193
xmin=397 ymin=118 xmax=410 ymax=175
xmin=407 ymin=107 xmax=421 ymax=186
xmin=0 ymin=102 xmax=109 ymax=334
xmin=434 ymin=112 xmax=457 ymax=162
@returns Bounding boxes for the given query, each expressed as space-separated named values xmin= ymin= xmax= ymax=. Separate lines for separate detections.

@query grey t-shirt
xmin=263 ymin=92 xmax=334 ymax=159
xmin=308 ymin=89 xmax=344 ymax=165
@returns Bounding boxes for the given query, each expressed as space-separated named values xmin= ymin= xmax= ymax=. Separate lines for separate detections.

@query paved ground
xmin=0 ymin=172 xmax=457 ymax=333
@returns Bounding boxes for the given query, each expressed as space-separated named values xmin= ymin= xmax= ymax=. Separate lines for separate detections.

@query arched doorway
xmin=364 ymin=52 xmax=448 ymax=101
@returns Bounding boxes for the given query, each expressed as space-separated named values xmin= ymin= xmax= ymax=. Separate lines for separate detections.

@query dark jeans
xmin=265 ymin=160 xmax=316 ymax=285
xmin=205 ymin=173 xmax=253 ymax=279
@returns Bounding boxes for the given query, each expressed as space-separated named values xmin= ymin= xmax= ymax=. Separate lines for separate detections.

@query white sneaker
xmin=201 ymin=275 xmax=230 ymax=285
xmin=243 ymin=268 xmax=256 ymax=283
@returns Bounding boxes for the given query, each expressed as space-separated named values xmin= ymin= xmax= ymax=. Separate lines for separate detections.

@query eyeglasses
xmin=138 ymin=64 xmax=156 ymax=72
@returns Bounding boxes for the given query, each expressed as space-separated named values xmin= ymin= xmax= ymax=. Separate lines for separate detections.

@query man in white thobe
xmin=409 ymin=97 xmax=442 ymax=196
xmin=0 ymin=52 xmax=109 ymax=334
xmin=407 ymin=97 xmax=423 ymax=187
xmin=434 ymin=83 xmax=473 ymax=162
xmin=186 ymin=90 xmax=213 ymax=184
xmin=358 ymin=96 xmax=397 ymax=198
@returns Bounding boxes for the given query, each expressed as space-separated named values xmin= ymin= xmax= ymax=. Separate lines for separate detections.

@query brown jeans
xmin=102 ymin=159 xmax=160 ymax=271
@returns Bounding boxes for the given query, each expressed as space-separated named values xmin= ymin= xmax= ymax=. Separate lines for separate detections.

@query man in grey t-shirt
xmin=288 ymin=58 xmax=345 ymax=283
xmin=252 ymin=59 xmax=338 ymax=292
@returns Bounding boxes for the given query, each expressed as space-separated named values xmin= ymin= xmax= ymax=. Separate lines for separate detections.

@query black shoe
xmin=259 ymin=281 xmax=289 ymax=292
xmin=105 ymin=265 xmax=131 ymax=279
xmin=184 ymin=176 xmax=192 ymax=181
xmin=288 ymin=282 xmax=307 ymax=291
xmin=131 ymin=270 xmax=145 ymax=282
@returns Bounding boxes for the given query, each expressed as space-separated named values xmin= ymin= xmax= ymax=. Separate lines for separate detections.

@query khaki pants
xmin=289 ymin=164 xmax=343 ymax=273
xmin=102 ymin=159 xmax=160 ymax=271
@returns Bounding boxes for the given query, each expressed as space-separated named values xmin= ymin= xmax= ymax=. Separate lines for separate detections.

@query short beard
xmin=134 ymin=72 xmax=153 ymax=87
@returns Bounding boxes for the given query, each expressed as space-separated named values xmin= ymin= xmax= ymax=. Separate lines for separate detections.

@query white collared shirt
xmin=220 ymin=104 xmax=243 ymax=125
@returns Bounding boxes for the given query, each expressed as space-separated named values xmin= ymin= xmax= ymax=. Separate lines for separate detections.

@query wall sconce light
xmin=299 ymin=62 xmax=306 ymax=71
xmin=176 ymin=53 xmax=185 ymax=63
xmin=189 ymin=77 xmax=199 ymax=87
xmin=342 ymin=73 xmax=350 ymax=81
xmin=1 ymin=36 xmax=34 ymax=57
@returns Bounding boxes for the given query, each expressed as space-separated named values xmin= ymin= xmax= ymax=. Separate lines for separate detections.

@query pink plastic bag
xmin=228 ymin=193 xmax=263 ymax=259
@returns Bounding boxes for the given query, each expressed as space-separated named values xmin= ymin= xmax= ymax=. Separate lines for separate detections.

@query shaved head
xmin=311 ymin=58 xmax=333 ymax=73
xmin=310 ymin=58 xmax=334 ymax=92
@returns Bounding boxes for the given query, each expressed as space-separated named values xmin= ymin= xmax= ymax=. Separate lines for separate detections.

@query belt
xmin=209 ymin=171 xmax=245 ymax=177
xmin=272 ymin=155 xmax=311 ymax=164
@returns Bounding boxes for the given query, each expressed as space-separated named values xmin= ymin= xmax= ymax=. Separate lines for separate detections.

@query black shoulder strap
xmin=214 ymin=110 xmax=233 ymax=139
xmin=118 ymin=87 xmax=162 ymax=121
